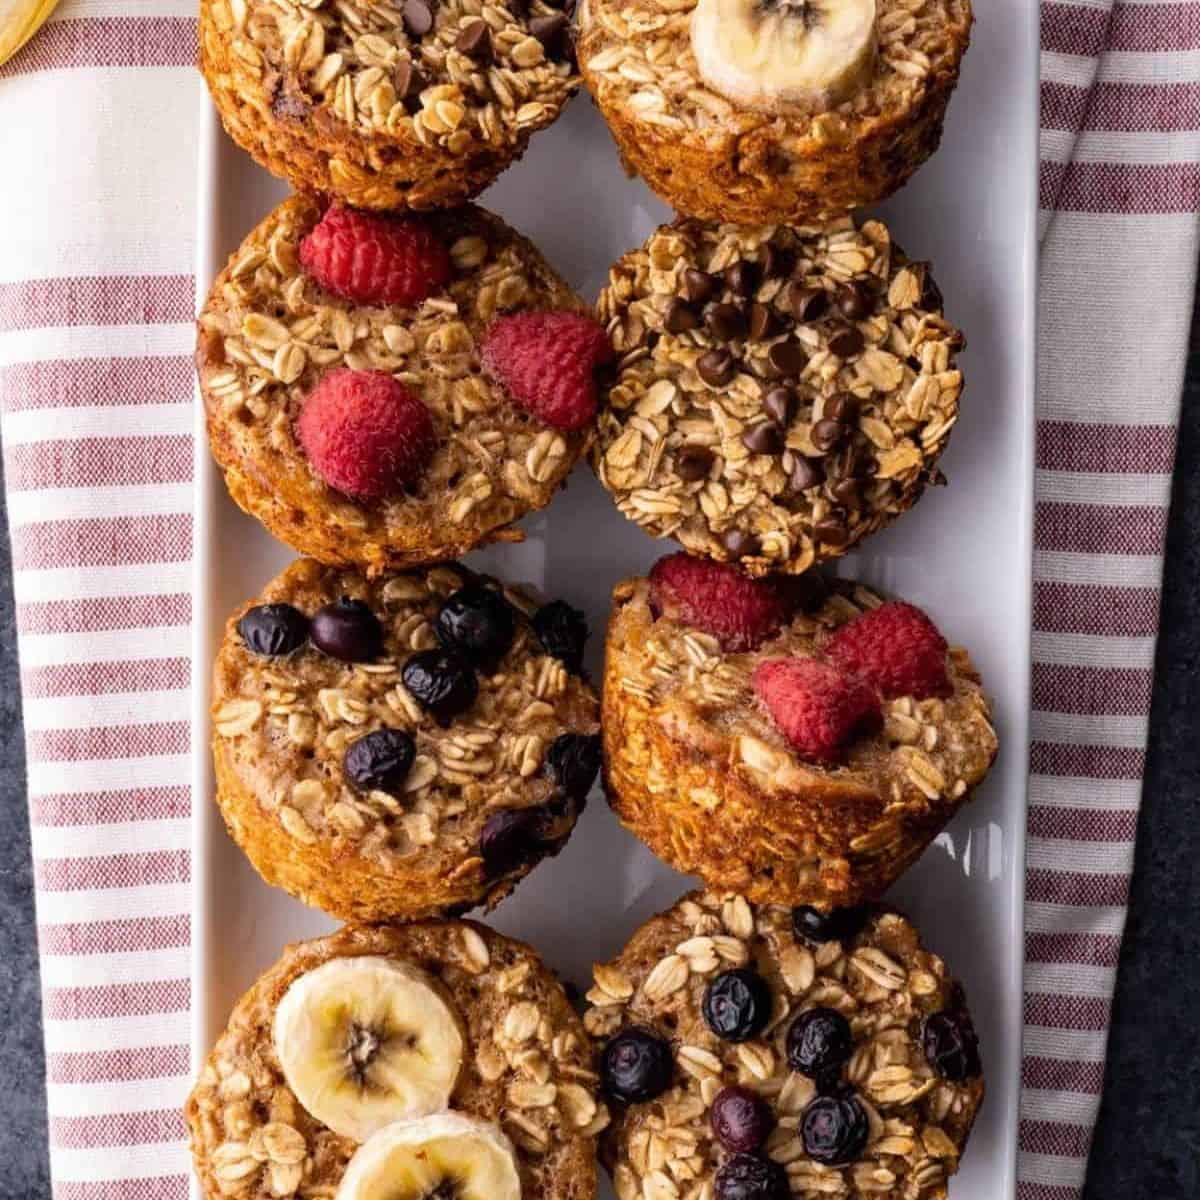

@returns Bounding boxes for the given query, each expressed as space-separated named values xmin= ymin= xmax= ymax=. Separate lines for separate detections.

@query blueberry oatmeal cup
xmin=601 ymin=556 xmax=997 ymax=909
xmin=199 ymin=0 xmax=579 ymax=209
xmin=584 ymin=892 xmax=983 ymax=1200
xmin=576 ymin=0 xmax=971 ymax=224
xmin=593 ymin=216 xmax=963 ymax=576
xmin=187 ymin=921 xmax=609 ymax=1200
xmin=198 ymin=196 xmax=611 ymax=573
xmin=211 ymin=557 xmax=601 ymax=922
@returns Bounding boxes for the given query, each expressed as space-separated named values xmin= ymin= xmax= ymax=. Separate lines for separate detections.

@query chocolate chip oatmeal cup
xmin=577 ymin=0 xmax=971 ymax=224
xmin=199 ymin=0 xmax=579 ymax=209
xmin=211 ymin=557 xmax=602 ymax=922
xmin=188 ymin=921 xmax=609 ymax=1200
xmin=601 ymin=557 xmax=997 ymax=909
xmin=584 ymin=892 xmax=984 ymax=1200
xmin=593 ymin=216 xmax=963 ymax=576
xmin=198 ymin=196 xmax=612 ymax=573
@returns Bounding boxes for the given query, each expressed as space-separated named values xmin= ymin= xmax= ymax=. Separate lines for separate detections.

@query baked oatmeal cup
xmin=602 ymin=558 xmax=997 ymax=909
xmin=198 ymin=196 xmax=611 ymax=573
xmin=211 ymin=557 xmax=601 ymax=922
xmin=199 ymin=0 xmax=579 ymax=209
xmin=187 ymin=921 xmax=609 ymax=1200
xmin=594 ymin=216 xmax=963 ymax=576
xmin=584 ymin=892 xmax=984 ymax=1200
xmin=577 ymin=0 xmax=971 ymax=224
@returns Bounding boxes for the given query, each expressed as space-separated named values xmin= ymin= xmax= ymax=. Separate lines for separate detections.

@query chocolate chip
xmin=914 ymin=262 xmax=944 ymax=311
xmin=271 ymin=91 xmax=310 ymax=120
xmin=706 ymin=303 xmax=747 ymax=343
xmin=677 ymin=445 xmax=715 ymax=481
xmin=836 ymin=282 xmax=873 ymax=321
xmin=742 ymin=421 xmax=784 ymax=455
xmin=747 ymin=303 xmax=781 ymax=342
xmin=829 ymin=327 xmax=864 ymax=358
xmin=829 ymin=442 xmax=869 ymax=481
xmin=768 ymin=339 xmax=807 ymax=376
xmin=931 ymin=467 xmax=948 ymax=487
xmin=788 ymin=283 xmax=828 ymax=323
xmin=722 ymin=529 xmax=758 ymax=558
xmin=811 ymin=419 xmax=847 ymax=453
xmin=403 ymin=0 xmax=434 ymax=36
xmin=393 ymin=59 xmax=426 ymax=108
xmin=663 ymin=298 xmax=699 ymax=334
xmin=724 ymin=261 xmax=760 ymax=297
xmin=681 ymin=269 xmax=717 ymax=305
xmin=529 ymin=12 xmax=567 ymax=49
xmin=829 ymin=477 xmax=862 ymax=508
xmin=697 ymin=350 xmax=736 ymax=388
xmin=456 ymin=18 xmax=492 ymax=60
xmin=790 ymin=456 xmax=825 ymax=491
xmin=758 ymin=242 xmax=793 ymax=279
xmin=763 ymin=386 xmax=795 ymax=427
xmin=824 ymin=393 xmax=859 ymax=423
xmin=813 ymin=516 xmax=849 ymax=546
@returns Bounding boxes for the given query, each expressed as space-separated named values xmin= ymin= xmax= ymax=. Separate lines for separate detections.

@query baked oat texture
xmin=198 ymin=0 xmax=579 ymax=209
xmin=594 ymin=217 xmax=964 ymax=576
xmin=187 ymin=921 xmax=608 ymax=1199
xmin=601 ymin=574 xmax=997 ymax=909
xmin=198 ymin=196 xmax=593 ymax=573
xmin=584 ymin=892 xmax=985 ymax=1200
xmin=211 ymin=557 xmax=599 ymax=922
xmin=577 ymin=0 xmax=972 ymax=224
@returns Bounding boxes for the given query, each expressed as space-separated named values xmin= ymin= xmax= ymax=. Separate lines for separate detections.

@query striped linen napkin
xmin=0 ymin=1 xmax=1194 ymax=1196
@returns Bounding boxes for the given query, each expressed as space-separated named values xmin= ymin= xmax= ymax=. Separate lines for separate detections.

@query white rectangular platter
xmin=191 ymin=5 xmax=1038 ymax=1194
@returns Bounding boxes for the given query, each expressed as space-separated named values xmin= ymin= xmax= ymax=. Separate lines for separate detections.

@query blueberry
xmin=237 ymin=603 xmax=309 ymax=657
xmin=435 ymin=583 xmax=516 ymax=666
xmin=702 ymin=969 xmax=772 ymax=1043
xmin=786 ymin=1007 xmax=853 ymax=1084
xmin=800 ymin=1090 xmax=870 ymax=1166
xmin=310 ymin=597 xmax=383 ymax=662
xmin=791 ymin=905 xmax=868 ymax=945
xmin=601 ymin=1028 xmax=673 ymax=1104
xmin=713 ymin=1153 xmax=789 ymax=1200
xmin=532 ymin=600 xmax=589 ymax=673
xmin=546 ymin=732 xmax=602 ymax=799
xmin=479 ymin=807 xmax=548 ymax=877
xmin=343 ymin=729 xmax=416 ymax=794
xmin=922 ymin=1010 xmax=981 ymax=1081
xmin=401 ymin=649 xmax=478 ymax=725
xmin=710 ymin=1086 xmax=774 ymax=1154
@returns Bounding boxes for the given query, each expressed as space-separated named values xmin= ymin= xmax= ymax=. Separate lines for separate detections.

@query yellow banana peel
xmin=0 ymin=0 xmax=63 ymax=68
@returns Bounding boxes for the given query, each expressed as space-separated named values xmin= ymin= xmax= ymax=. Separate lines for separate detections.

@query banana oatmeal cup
xmin=199 ymin=196 xmax=611 ymax=572
xmin=577 ymin=0 xmax=971 ymax=224
xmin=584 ymin=892 xmax=984 ymax=1200
xmin=187 ymin=921 xmax=610 ymax=1200
xmin=199 ymin=0 xmax=579 ymax=209
xmin=602 ymin=557 xmax=997 ymax=909
xmin=211 ymin=557 xmax=601 ymax=922
xmin=593 ymin=216 xmax=963 ymax=576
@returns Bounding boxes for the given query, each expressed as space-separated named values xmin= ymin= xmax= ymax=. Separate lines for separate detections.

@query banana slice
xmin=273 ymin=957 xmax=465 ymax=1142
xmin=0 ymin=0 xmax=62 ymax=67
xmin=691 ymin=0 xmax=878 ymax=114
xmin=335 ymin=1114 xmax=522 ymax=1200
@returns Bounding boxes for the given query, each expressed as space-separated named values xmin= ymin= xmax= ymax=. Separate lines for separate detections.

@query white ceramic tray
xmin=191 ymin=8 xmax=1038 ymax=1194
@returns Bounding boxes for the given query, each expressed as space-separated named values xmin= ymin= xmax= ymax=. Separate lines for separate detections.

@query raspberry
xmin=297 ymin=368 xmax=435 ymax=499
xmin=753 ymin=658 xmax=881 ymax=763
xmin=648 ymin=552 xmax=789 ymax=652
xmin=481 ymin=312 xmax=612 ymax=431
xmin=823 ymin=601 xmax=951 ymax=700
xmin=299 ymin=205 xmax=451 ymax=307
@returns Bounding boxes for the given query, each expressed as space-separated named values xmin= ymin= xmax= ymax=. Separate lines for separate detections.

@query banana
xmin=335 ymin=1114 xmax=522 ymax=1200
xmin=691 ymin=0 xmax=878 ymax=114
xmin=273 ymin=957 xmax=465 ymax=1143
xmin=0 ymin=0 xmax=62 ymax=68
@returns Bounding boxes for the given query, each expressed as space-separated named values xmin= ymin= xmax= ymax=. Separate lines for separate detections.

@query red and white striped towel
xmin=0 ymin=1 xmax=1194 ymax=1196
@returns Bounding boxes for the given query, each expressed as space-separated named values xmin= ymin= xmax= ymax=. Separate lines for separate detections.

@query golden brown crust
xmin=187 ymin=921 xmax=607 ymax=1199
xmin=198 ymin=196 xmax=593 ymax=573
xmin=600 ymin=575 xmax=998 ymax=909
xmin=577 ymin=0 xmax=971 ymax=224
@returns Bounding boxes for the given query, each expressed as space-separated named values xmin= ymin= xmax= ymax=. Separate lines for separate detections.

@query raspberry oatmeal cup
xmin=584 ymin=892 xmax=984 ymax=1200
xmin=601 ymin=557 xmax=998 ymax=909
xmin=211 ymin=557 xmax=602 ymax=922
xmin=199 ymin=0 xmax=579 ymax=209
xmin=198 ymin=196 xmax=611 ymax=573
xmin=188 ymin=921 xmax=609 ymax=1200
xmin=594 ymin=216 xmax=963 ymax=576
xmin=576 ymin=0 xmax=971 ymax=224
